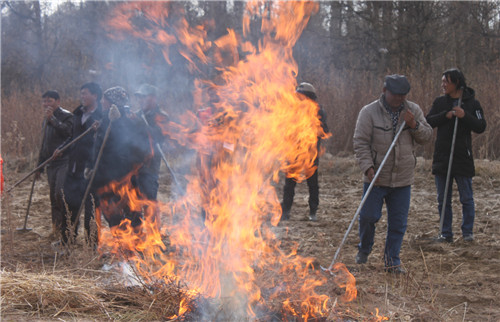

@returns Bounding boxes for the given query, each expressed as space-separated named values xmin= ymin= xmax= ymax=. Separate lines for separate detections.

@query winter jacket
xmin=426 ymin=87 xmax=486 ymax=177
xmin=353 ymin=94 xmax=432 ymax=187
xmin=64 ymin=104 xmax=103 ymax=178
xmin=38 ymin=107 xmax=73 ymax=169
xmin=90 ymin=107 xmax=152 ymax=190
xmin=137 ymin=106 xmax=170 ymax=178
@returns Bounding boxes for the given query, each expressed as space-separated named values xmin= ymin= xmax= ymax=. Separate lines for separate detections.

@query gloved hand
xmin=84 ymin=168 xmax=93 ymax=180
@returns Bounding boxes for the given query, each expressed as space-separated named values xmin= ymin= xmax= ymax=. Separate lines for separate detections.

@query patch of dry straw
xmin=0 ymin=269 xmax=188 ymax=320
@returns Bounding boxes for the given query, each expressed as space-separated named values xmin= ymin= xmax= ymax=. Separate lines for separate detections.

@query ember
xmin=100 ymin=1 xmax=355 ymax=319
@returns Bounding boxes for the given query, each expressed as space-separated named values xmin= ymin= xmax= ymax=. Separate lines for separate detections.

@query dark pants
xmin=282 ymin=168 xmax=319 ymax=215
xmin=435 ymin=175 xmax=475 ymax=238
xmin=61 ymin=174 xmax=95 ymax=245
xmin=46 ymin=163 xmax=68 ymax=230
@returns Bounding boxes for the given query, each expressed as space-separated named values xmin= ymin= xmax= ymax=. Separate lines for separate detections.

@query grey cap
xmin=135 ymin=83 xmax=158 ymax=96
xmin=384 ymin=75 xmax=410 ymax=95
xmin=296 ymin=82 xmax=316 ymax=96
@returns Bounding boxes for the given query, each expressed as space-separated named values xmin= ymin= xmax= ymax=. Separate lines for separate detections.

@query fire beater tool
xmin=16 ymin=175 xmax=36 ymax=232
xmin=6 ymin=121 xmax=100 ymax=193
xmin=15 ymin=120 xmax=47 ymax=232
xmin=437 ymin=88 xmax=464 ymax=241
xmin=139 ymin=112 xmax=181 ymax=191
xmin=75 ymin=106 xmax=120 ymax=229
xmin=321 ymin=121 xmax=407 ymax=273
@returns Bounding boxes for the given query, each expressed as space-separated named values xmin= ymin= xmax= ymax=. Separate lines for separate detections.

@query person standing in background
xmin=35 ymin=90 xmax=73 ymax=239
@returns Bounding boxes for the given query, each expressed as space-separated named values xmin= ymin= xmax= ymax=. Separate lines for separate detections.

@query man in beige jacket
xmin=353 ymin=75 xmax=432 ymax=273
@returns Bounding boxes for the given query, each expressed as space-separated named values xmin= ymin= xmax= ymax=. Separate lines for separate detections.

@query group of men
xmin=36 ymin=68 xmax=486 ymax=273
xmin=282 ymin=69 xmax=486 ymax=274
xmin=37 ymin=82 xmax=168 ymax=249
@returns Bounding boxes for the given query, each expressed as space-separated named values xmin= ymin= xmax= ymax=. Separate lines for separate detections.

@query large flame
xmin=102 ymin=1 xmax=356 ymax=319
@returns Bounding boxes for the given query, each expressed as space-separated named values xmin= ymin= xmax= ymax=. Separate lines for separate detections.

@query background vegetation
xmin=2 ymin=1 xmax=500 ymax=167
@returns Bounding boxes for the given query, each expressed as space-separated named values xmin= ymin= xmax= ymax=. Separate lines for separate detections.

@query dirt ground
xmin=1 ymin=156 xmax=499 ymax=321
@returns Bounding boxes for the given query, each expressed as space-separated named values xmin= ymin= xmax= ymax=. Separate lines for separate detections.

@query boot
xmin=308 ymin=210 xmax=317 ymax=222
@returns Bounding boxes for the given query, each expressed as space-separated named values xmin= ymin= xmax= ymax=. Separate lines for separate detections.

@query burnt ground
xmin=1 ymin=156 xmax=499 ymax=321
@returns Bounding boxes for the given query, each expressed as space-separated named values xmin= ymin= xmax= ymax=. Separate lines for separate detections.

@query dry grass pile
xmin=0 ymin=268 xmax=192 ymax=321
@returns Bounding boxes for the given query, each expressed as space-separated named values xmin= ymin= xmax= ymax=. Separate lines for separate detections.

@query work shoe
xmin=385 ymin=266 xmax=406 ymax=274
xmin=434 ymin=235 xmax=453 ymax=243
xmin=355 ymin=251 xmax=368 ymax=264
xmin=463 ymin=235 xmax=474 ymax=242
xmin=308 ymin=211 xmax=317 ymax=222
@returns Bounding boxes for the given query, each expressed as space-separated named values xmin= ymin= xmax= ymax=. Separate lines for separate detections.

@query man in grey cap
xmin=134 ymin=84 xmax=170 ymax=203
xmin=353 ymin=74 xmax=432 ymax=273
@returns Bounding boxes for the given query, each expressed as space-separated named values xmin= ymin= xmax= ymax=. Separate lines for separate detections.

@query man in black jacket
xmin=60 ymin=82 xmax=103 ymax=246
xmin=426 ymin=68 xmax=486 ymax=243
xmin=281 ymin=82 xmax=329 ymax=222
xmin=36 ymin=90 xmax=73 ymax=239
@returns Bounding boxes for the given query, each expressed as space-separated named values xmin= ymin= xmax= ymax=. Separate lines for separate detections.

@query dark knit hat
xmin=384 ymin=75 xmax=411 ymax=95
xmin=103 ymin=86 xmax=129 ymax=107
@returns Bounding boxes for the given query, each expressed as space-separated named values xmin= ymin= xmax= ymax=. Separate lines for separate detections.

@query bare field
xmin=1 ymin=156 xmax=499 ymax=321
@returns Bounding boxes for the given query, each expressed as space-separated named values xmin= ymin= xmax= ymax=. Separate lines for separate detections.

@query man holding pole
xmin=133 ymin=83 xmax=170 ymax=201
xmin=353 ymin=75 xmax=432 ymax=273
xmin=425 ymin=69 xmax=486 ymax=243
xmin=35 ymin=90 xmax=73 ymax=239
xmin=59 ymin=82 xmax=103 ymax=246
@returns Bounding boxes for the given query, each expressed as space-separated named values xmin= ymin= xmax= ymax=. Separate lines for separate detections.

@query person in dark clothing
xmin=426 ymin=68 xmax=486 ymax=243
xmin=281 ymin=82 xmax=329 ymax=222
xmin=133 ymin=84 xmax=170 ymax=201
xmin=89 ymin=86 xmax=152 ymax=229
xmin=35 ymin=90 xmax=73 ymax=238
xmin=60 ymin=82 xmax=103 ymax=246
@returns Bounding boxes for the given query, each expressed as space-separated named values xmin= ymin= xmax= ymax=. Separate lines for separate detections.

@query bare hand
xmin=44 ymin=106 xmax=55 ymax=119
xmin=52 ymin=149 xmax=62 ymax=159
xmin=452 ymin=106 xmax=465 ymax=118
xmin=365 ymin=167 xmax=375 ymax=182
xmin=403 ymin=109 xmax=417 ymax=129
xmin=34 ymin=171 xmax=41 ymax=180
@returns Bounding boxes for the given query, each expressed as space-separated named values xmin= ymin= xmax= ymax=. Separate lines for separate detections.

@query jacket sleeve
xmin=461 ymin=100 xmax=486 ymax=134
xmin=353 ymin=106 xmax=374 ymax=175
xmin=409 ymin=104 xmax=433 ymax=144
xmin=426 ymin=98 xmax=449 ymax=129
xmin=49 ymin=110 xmax=73 ymax=138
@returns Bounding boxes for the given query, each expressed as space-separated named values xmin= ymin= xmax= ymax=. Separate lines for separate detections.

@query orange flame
xmin=100 ymin=1 xmax=356 ymax=319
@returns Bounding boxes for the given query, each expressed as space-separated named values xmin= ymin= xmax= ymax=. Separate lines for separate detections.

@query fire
xmin=100 ymin=1 xmax=358 ymax=319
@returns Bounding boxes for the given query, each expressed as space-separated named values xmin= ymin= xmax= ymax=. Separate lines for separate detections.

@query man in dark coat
xmin=281 ymin=82 xmax=329 ymax=222
xmin=89 ymin=86 xmax=152 ymax=229
xmin=36 ymin=90 xmax=73 ymax=238
xmin=60 ymin=82 xmax=103 ymax=246
xmin=426 ymin=68 xmax=486 ymax=243
xmin=133 ymin=84 xmax=170 ymax=201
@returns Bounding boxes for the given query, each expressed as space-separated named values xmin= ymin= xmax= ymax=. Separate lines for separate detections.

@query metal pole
xmin=6 ymin=121 xmax=99 ymax=193
xmin=322 ymin=121 xmax=406 ymax=272
xmin=140 ymin=113 xmax=181 ymax=190
xmin=438 ymin=89 xmax=464 ymax=239
xmin=17 ymin=177 xmax=36 ymax=231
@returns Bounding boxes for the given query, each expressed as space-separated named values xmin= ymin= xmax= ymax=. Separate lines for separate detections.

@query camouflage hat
xmin=103 ymin=86 xmax=129 ymax=107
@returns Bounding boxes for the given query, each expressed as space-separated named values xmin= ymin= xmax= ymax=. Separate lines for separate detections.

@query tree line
xmin=2 ymin=1 xmax=500 ymax=162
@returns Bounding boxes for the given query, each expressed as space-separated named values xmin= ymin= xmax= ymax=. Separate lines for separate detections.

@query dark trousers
xmin=282 ymin=169 xmax=319 ymax=215
xmin=46 ymin=163 xmax=68 ymax=230
xmin=61 ymin=174 xmax=95 ymax=245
